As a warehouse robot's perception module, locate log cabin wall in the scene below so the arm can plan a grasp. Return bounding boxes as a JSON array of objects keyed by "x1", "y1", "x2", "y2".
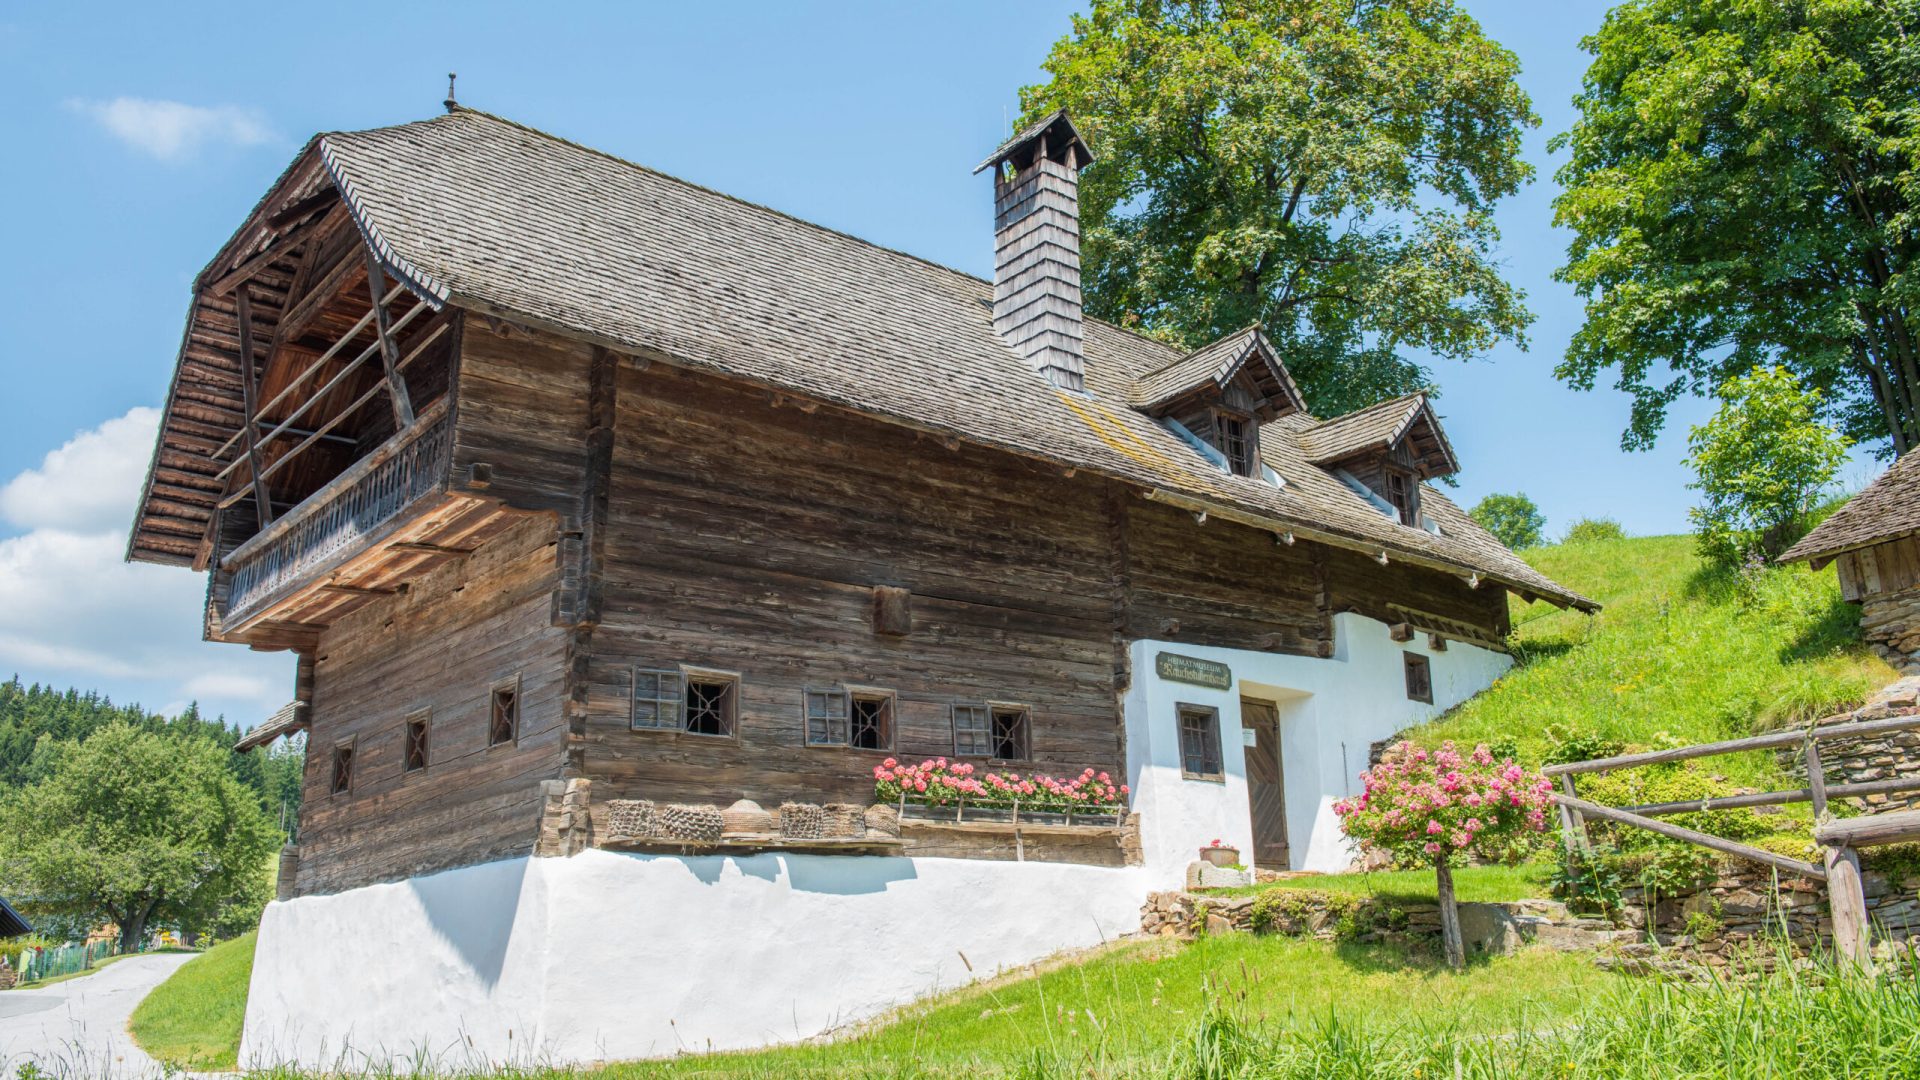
[
  {"x1": 1323, "y1": 545, "x2": 1510, "y2": 639},
  {"x1": 295, "y1": 514, "x2": 570, "y2": 895},
  {"x1": 577, "y1": 359, "x2": 1126, "y2": 812},
  {"x1": 1122, "y1": 499, "x2": 1331, "y2": 655}
]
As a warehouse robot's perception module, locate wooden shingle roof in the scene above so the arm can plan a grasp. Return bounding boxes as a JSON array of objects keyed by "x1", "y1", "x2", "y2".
[
  {"x1": 131, "y1": 108, "x2": 1592, "y2": 611},
  {"x1": 1780, "y1": 453, "x2": 1920, "y2": 566},
  {"x1": 1128, "y1": 325, "x2": 1306, "y2": 417},
  {"x1": 1298, "y1": 393, "x2": 1459, "y2": 477}
]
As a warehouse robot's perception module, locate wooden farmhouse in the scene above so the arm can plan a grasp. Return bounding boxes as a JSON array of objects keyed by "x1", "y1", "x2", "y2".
[
  {"x1": 1783, "y1": 453, "x2": 1920, "y2": 669},
  {"x1": 129, "y1": 107, "x2": 1591, "y2": 1065}
]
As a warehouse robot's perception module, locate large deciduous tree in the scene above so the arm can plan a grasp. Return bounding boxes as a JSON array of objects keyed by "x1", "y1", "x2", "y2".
[
  {"x1": 1554, "y1": 0, "x2": 1920, "y2": 454},
  {"x1": 1022, "y1": 0, "x2": 1539, "y2": 417},
  {"x1": 0, "y1": 723, "x2": 277, "y2": 949}
]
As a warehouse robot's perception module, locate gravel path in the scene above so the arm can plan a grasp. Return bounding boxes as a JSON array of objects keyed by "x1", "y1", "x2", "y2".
[{"x1": 0, "y1": 953, "x2": 201, "y2": 1078}]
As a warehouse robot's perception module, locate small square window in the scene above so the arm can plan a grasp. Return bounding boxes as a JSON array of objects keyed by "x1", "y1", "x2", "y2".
[
  {"x1": 851, "y1": 693, "x2": 893, "y2": 750},
  {"x1": 1177, "y1": 705, "x2": 1222, "y2": 780},
  {"x1": 990, "y1": 706, "x2": 1030, "y2": 761},
  {"x1": 632, "y1": 668, "x2": 685, "y2": 730},
  {"x1": 404, "y1": 712, "x2": 430, "y2": 773},
  {"x1": 490, "y1": 680, "x2": 519, "y2": 747},
  {"x1": 952, "y1": 704, "x2": 991, "y2": 757},
  {"x1": 330, "y1": 743, "x2": 355, "y2": 796},
  {"x1": 805, "y1": 688, "x2": 849, "y2": 746},
  {"x1": 684, "y1": 673, "x2": 736, "y2": 737},
  {"x1": 1404, "y1": 653, "x2": 1433, "y2": 704}
]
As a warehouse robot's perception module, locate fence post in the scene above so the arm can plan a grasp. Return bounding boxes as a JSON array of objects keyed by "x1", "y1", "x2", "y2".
[
  {"x1": 1806, "y1": 737, "x2": 1870, "y2": 966},
  {"x1": 1558, "y1": 774, "x2": 1592, "y2": 856}
]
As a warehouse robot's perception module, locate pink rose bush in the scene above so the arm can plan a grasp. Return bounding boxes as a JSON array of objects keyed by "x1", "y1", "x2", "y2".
[
  {"x1": 873, "y1": 757, "x2": 1127, "y2": 811},
  {"x1": 1332, "y1": 741, "x2": 1554, "y2": 866}
]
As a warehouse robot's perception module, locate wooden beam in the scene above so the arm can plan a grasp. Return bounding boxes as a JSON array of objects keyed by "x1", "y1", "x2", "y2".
[
  {"x1": 208, "y1": 208, "x2": 332, "y2": 296},
  {"x1": 274, "y1": 251, "x2": 365, "y2": 348},
  {"x1": 365, "y1": 250, "x2": 416, "y2": 429},
  {"x1": 1545, "y1": 713, "x2": 1920, "y2": 776},
  {"x1": 210, "y1": 281, "x2": 406, "y2": 463},
  {"x1": 234, "y1": 290, "x2": 273, "y2": 527},
  {"x1": 1627, "y1": 774, "x2": 1920, "y2": 817},
  {"x1": 1555, "y1": 794, "x2": 1826, "y2": 880},
  {"x1": 217, "y1": 324, "x2": 446, "y2": 510},
  {"x1": 318, "y1": 583, "x2": 401, "y2": 597},
  {"x1": 214, "y1": 302, "x2": 433, "y2": 483},
  {"x1": 265, "y1": 187, "x2": 340, "y2": 230},
  {"x1": 1814, "y1": 808, "x2": 1920, "y2": 848},
  {"x1": 390, "y1": 541, "x2": 477, "y2": 557}
]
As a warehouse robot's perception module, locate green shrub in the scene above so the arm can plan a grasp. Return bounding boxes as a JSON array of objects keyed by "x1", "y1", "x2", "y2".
[
  {"x1": 1543, "y1": 726, "x2": 1624, "y2": 767},
  {"x1": 1562, "y1": 517, "x2": 1627, "y2": 544},
  {"x1": 1686, "y1": 366, "x2": 1850, "y2": 566},
  {"x1": 1469, "y1": 492, "x2": 1546, "y2": 550}
]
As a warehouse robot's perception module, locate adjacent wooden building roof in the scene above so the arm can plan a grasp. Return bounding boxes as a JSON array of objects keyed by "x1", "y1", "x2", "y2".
[
  {"x1": 1781, "y1": 453, "x2": 1920, "y2": 567},
  {"x1": 129, "y1": 108, "x2": 1593, "y2": 611},
  {"x1": 0, "y1": 896, "x2": 30, "y2": 939}
]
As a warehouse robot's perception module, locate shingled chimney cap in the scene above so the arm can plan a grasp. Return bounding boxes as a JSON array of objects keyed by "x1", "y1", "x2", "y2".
[{"x1": 973, "y1": 109, "x2": 1095, "y2": 175}]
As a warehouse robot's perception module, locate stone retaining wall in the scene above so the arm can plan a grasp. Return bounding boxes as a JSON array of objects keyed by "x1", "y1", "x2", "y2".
[
  {"x1": 1137, "y1": 888, "x2": 1628, "y2": 957},
  {"x1": 1773, "y1": 676, "x2": 1920, "y2": 814},
  {"x1": 1612, "y1": 858, "x2": 1920, "y2": 971}
]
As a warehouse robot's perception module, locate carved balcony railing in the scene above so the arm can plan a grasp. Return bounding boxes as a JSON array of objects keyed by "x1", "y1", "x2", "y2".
[{"x1": 220, "y1": 407, "x2": 452, "y2": 627}]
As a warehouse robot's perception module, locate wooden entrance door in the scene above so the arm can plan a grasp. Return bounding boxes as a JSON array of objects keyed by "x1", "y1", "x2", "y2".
[{"x1": 1240, "y1": 700, "x2": 1289, "y2": 871}]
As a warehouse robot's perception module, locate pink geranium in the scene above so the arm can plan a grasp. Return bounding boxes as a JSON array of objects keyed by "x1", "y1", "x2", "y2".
[{"x1": 874, "y1": 758, "x2": 1128, "y2": 811}]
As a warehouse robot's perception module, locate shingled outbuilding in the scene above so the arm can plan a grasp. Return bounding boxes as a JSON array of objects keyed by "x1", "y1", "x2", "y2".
[
  {"x1": 129, "y1": 106, "x2": 1588, "y2": 1066},
  {"x1": 1782, "y1": 453, "x2": 1920, "y2": 669}
]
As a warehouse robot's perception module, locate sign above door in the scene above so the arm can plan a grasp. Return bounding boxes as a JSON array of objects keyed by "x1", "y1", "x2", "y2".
[{"x1": 1155, "y1": 651, "x2": 1233, "y2": 691}]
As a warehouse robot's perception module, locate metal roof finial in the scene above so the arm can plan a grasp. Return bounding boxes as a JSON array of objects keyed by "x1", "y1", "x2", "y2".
[{"x1": 445, "y1": 73, "x2": 458, "y2": 113}]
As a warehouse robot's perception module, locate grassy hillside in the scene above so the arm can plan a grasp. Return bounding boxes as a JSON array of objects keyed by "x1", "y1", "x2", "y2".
[
  {"x1": 1417, "y1": 534, "x2": 1893, "y2": 787},
  {"x1": 128, "y1": 931, "x2": 255, "y2": 1071},
  {"x1": 600, "y1": 935, "x2": 1615, "y2": 1078}
]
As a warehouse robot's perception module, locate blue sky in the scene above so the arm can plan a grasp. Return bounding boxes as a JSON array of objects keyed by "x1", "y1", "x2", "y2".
[{"x1": 0, "y1": 1, "x2": 1882, "y2": 725}]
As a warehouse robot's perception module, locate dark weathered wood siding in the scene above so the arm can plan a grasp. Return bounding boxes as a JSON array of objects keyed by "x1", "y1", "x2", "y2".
[
  {"x1": 296, "y1": 515, "x2": 569, "y2": 894},
  {"x1": 578, "y1": 362, "x2": 1125, "y2": 810}
]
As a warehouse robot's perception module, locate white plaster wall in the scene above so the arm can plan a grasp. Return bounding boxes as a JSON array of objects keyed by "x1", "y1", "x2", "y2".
[
  {"x1": 241, "y1": 850, "x2": 1151, "y2": 1069},
  {"x1": 1124, "y1": 613, "x2": 1512, "y2": 877}
]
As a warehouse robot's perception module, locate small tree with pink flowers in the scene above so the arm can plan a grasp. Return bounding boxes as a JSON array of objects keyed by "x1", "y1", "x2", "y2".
[{"x1": 1333, "y1": 741, "x2": 1555, "y2": 969}]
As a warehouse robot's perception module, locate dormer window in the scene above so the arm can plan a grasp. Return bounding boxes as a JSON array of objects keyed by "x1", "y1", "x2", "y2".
[
  {"x1": 1386, "y1": 471, "x2": 1416, "y2": 525},
  {"x1": 1132, "y1": 326, "x2": 1306, "y2": 482},
  {"x1": 1214, "y1": 409, "x2": 1259, "y2": 477}
]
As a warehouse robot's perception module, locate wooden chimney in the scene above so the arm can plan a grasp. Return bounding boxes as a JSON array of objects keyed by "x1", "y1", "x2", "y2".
[{"x1": 975, "y1": 111, "x2": 1095, "y2": 393}]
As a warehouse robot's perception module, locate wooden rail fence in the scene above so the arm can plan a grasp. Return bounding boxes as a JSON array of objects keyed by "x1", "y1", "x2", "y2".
[{"x1": 1547, "y1": 714, "x2": 1920, "y2": 964}]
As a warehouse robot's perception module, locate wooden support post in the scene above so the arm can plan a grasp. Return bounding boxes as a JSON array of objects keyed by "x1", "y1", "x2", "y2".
[
  {"x1": 365, "y1": 249, "x2": 416, "y2": 430},
  {"x1": 234, "y1": 289, "x2": 274, "y2": 528},
  {"x1": 1806, "y1": 738, "x2": 1829, "y2": 821},
  {"x1": 1825, "y1": 843, "x2": 1871, "y2": 967},
  {"x1": 1559, "y1": 774, "x2": 1592, "y2": 856}
]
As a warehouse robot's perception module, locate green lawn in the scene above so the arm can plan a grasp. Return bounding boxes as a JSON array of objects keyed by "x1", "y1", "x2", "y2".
[
  {"x1": 1418, "y1": 534, "x2": 1891, "y2": 789},
  {"x1": 128, "y1": 931, "x2": 256, "y2": 1072},
  {"x1": 587, "y1": 935, "x2": 1617, "y2": 1079},
  {"x1": 1216, "y1": 863, "x2": 1554, "y2": 904}
]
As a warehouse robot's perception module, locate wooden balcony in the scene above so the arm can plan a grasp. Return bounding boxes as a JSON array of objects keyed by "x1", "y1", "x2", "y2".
[{"x1": 211, "y1": 403, "x2": 517, "y2": 642}]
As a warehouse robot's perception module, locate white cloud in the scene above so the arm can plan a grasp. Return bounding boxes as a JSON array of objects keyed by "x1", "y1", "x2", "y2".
[
  {"x1": 0, "y1": 409, "x2": 290, "y2": 724},
  {"x1": 68, "y1": 97, "x2": 275, "y2": 161},
  {"x1": 0, "y1": 407, "x2": 159, "y2": 532}
]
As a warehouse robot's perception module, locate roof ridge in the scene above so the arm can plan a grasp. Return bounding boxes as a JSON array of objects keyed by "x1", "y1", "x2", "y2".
[
  {"x1": 387, "y1": 107, "x2": 1177, "y2": 359},
  {"x1": 1305, "y1": 390, "x2": 1428, "y2": 431},
  {"x1": 1131, "y1": 323, "x2": 1263, "y2": 383}
]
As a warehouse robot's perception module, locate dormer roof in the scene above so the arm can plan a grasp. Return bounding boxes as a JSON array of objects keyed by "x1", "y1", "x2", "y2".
[
  {"x1": 1299, "y1": 393, "x2": 1458, "y2": 479},
  {"x1": 1129, "y1": 325, "x2": 1306, "y2": 421}
]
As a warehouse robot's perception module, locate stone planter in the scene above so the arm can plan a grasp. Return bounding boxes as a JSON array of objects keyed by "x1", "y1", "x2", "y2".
[{"x1": 1201, "y1": 846, "x2": 1240, "y2": 868}]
